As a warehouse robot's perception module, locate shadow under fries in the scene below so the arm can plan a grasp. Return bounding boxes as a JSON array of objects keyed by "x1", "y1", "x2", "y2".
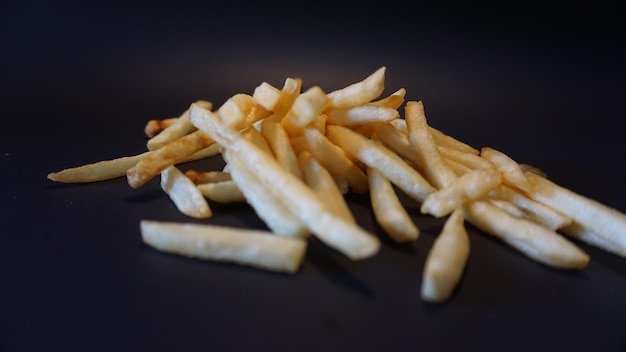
[{"x1": 304, "y1": 238, "x2": 375, "y2": 298}]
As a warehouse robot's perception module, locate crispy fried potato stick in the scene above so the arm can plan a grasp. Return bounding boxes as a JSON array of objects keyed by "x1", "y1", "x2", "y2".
[
  {"x1": 526, "y1": 172, "x2": 626, "y2": 257},
  {"x1": 421, "y1": 208, "x2": 469, "y2": 303},
  {"x1": 190, "y1": 103, "x2": 380, "y2": 260},
  {"x1": 325, "y1": 66, "x2": 386, "y2": 110},
  {"x1": 421, "y1": 167, "x2": 502, "y2": 218},
  {"x1": 302, "y1": 128, "x2": 369, "y2": 194},
  {"x1": 197, "y1": 180, "x2": 245, "y2": 203},
  {"x1": 464, "y1": 200, "x2": 589, "y2": 269},
  {"x1": 326, "y1": 105, "x2": 399, "y2": 126},
  {"x1": 160, "y1": 166, "x2": 212, "y2": 219},
  {"x1": 298, "y1": 151, "x2": 355, "y2": 224},
  {"x1": 280, "y1": 86, "x2": 328, "y2": 136},
  {"x1": 144, "y1": 117, "x2": 177, "y2": 138},
  {"x1": 480, "y1": 147, "x2": 531, "y2": 193},
  {"x1": 405, "y1": 101, "x2": 457, "y2": 189},
  {"x1": 367, "y1": 166, "x2": 419, "y2": 242},
  {"x1": 147, "y1": 100, "x2": 212, "y2": 150},
  {"x1": 47, "y1": 152, "x2": 149, "y2": 183},
  {"x1": 368, "y1": 88, "x2": 406, "y2": 109},
  {"x1": 141, "y1": 220, "x2": 307, "y2": 274},
  {"x1": 326, "y1": 125, "x2": 435, "y2": 203},
  {"x1": 184, "y1": 170, "x2": 231, "y2": 184},
  {"x1": 261, "y1": 121, "x2": 303, "y2": 179}
]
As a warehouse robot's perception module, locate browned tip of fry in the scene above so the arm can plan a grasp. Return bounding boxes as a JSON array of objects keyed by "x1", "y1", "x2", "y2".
[{"x1": 144, "y1": 120, "x2": 162, "y2": 138}]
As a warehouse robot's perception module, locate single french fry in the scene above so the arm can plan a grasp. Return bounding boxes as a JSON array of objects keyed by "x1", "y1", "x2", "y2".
[
  {"x1": 373, "y1": 122, "x2": 425, "y2": 170},
  {"x1": 421, "y1": 167, "x2": 502, "y2": 218},
  {"x1": 421, "y1": 208, "x2": 469, "y2": 303},
  {"x1": 480, "y1": 147, "x2": 531, "y2": 193},
  {"x1": 144, "y1": 117, "x2": 178, "y2": 138},
  {"x1": 47, "y1": 151, "x2": 149, "y2": 183},
  {"x1": 405, "y1": 100, "x2": 457, "y2": 189},
  {"x1": 326, "y1": 125, "x2": 435, "y2": 203},
  {"x1": 280, "y1": 85, "x2": 328, "y2": 136},
  {"x1": 298, "y1": 151, "x2": 355, "y2": 224},
  {"x1": 147, "y1": 100, "x2": 212, "y2": 150},
  {"x1": 140, "y1": 220, "x2": 307, "y2": 274},
  {"x1": 439, "y1": 146, "x2": 494, "y2": 171},
  {"x1": 160, "y1": 166, "x2": 212, "y2": 219},
  {"x1": 488, "y1": 185, "x2": 572, "y2": 231},
  {"x1": 368, "y1": 88, "x2": 406, "y2": 109},
  {"x1": 252, "y1": 81, "x2": 281, "y2": 111},
  {"x1": 224, "y1": 152, "x2": 309, "y2": 237},
  {"x1": 261, "y1": 121, "x2": 303, "y2": 179},
  {"x1": 189, "y1": 103, "x2": 380, "y2": 260},
  {"x1": 197, "y1": 180, "x2": 245, "y2": 203},
  {"x1": 301, "y1": 128, "x2": 369, "y2": 194},
  {"x1": 429, "y1": 127, "x2": 479, "y2": 155},
  {"x1": 127, "y1": 130, "x2": 215, "y2": 188},
  {"x1": 367, "y1": 166, "x2": 419, "y2": 242},
  {"x1": 266, "y1": 77, "x2": 302, "y2": 123},
  {"x1": 325, "y1": 66, "x2": 386, "y2": 110},
  {"x1": 526, "y1": 172, "x2": 626, "y2": 257},
  {"x1": 184, "y1": 170, "x2": 232, "y2": 184},
  {"x1": 463, "y1": 200, "x2": 590, "y2": 269},
  {"x1": 326, "y1": 105, "x2": 399, "y2": 126}
]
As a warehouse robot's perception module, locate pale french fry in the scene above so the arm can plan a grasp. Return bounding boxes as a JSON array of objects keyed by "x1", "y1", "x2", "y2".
[
  {"x1": 184, "y1": 170, "x2": 232, "y2": 184},
  {"x1": 325, "y1": 66, "x2": 386, "y2": 110},
  {"x1": 225, "y1": 152, "x2": 309, "y2": 237},
  {"x1": 280, "y1": 85, "x2": 328, "y2": 136},
  {"x1": 367, "y1": 166, "x2": 419, "y2": 242},
  {"x1": 217, "y1": 94, "x2": 258, "y2": 128},
  {"x1": 266, "y1": 77, "x2": 302, "y2": 123},
  {"x1": 301, "y1": 128, "x2": 369, "y2": 194},
  {"x1": 421, "y1": 167, "x2": 502, "y2": 218},
  {"x1": 261, "y1": 121, "x2": 303, "y2": 179},
  {"x1": 488, "y1": 185, "x2": 572, "y2": 231},
  {"x1": 147, "y1": 100, "x2": 212, "y2": 150},
  {"x1": 197, "y1": 180, "x2": 245, "y2": 203},
  {"x1": 241, "y1": 126, "x2": 274, "y2": 156},
  {"x1": 429, "y1": 127, "x2": 479, "y2": 155},
  {"x1": 373, "y1": 122, "x2": 425, "y2": 170},
  {"x1": 480, "y1": 147, "x2": 531, "y2": 193},
  {"x1": 463, "y1": 200, "x2": 590, "y2": 269},
  {"x1": 526, "y1": 172, "x2": 626, "y2": 257},
  {"x1": 252, "y1": 81, "x2": 281, "y2": 111},
  {"x1": 144, "y1": 117, "x2": 178, "y2": 138},
  {"x1": 140, "y1": 220, "x2": 307, "y2": 274},
  {"x1": 190, "y1": 104, "x2": 380, "y2": 260},
  {"x1": 298, "y1": 151, "x2": 355, "y2": 224},
  {"x1": 47, "y1": 152, "x2": 148, "y2": 183},
  {"x1": 326, "y1": 125, "x2": 435, "y2": 203},
  {"x1": 160, "y1": 166, "x2": 212, "y2": 219},
  {"x1": 326, "y1": 105, "x2": 399, "y2": 126},
  {"x1": 421, "y1": 208, "x2": 469, "y2": 303},
  {"x1": 405, "y1": 100, "x2": 457, "y2": 189},
  {"x1": 438, "y1": 146, "x2": 494, "y2": 171}
]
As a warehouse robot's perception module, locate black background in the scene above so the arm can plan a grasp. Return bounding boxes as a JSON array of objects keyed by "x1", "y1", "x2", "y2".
[{"x1": 2, "y1": 1, "x2": 626, "y2": 351}]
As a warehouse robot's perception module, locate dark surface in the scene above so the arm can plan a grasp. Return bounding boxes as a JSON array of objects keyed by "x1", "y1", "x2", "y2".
[{"x1": 2, "y1": 2, "x2": 626, "y2": 351}]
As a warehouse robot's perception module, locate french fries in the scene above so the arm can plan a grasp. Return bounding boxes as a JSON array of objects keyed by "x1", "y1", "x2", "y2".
[{"x1": 47, "y1": 66, "x2": 626, "y2": 303}]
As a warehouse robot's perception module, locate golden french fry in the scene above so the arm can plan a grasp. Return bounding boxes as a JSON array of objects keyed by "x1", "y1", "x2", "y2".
[
  {"x1": 326, "y1": 125, "x2": 435, "y2": 203},
  {"x1": 429, "y1": 127, "x2": 479, "y2": 155},
  {"x1": 326, "y1": 105, "x2": 399, "y2": 126},
  {"x1": 160, "y1": 166, "x2": 212, "y2": 219},
  {"x1": 261, "y1": 121, "x2": 303, "y2": 179},
  {"x1": 266, "y1": 77, "x2": 302, "y2": 123},
  {"x1": 367, "y1": 166, "x2": 419, "y2": 242},
  {"x1": 301, "y1": 128, "x2": 369, "y2": 194},
  {"x1": 368, "y1": 88, "x2": 406, "y2": 109},
  {"x1": 189, "y1": 103, "x2": 380, "y2": 260},
  {"x1": 298, "y1": 151, "x2": 355, "y2": 224},
  {"x1": 147, "y1": 100, "x2": 212, "y2": 150},
  {"x1": 144, "y1": 117, "x2": 178, "y2": 138},
  {"x1": 464, "y1": 200, "x2": 589, "y2": 269},
  {"x1": 373, "y1": 122, "x2": 425, "y2": 170},
  {"x1": 184, "y1": 170, "x2": 231, "y2": 184},
  {"x1": 197, "y1": 180, "x2": 245, "y2": 203},
  {"x1": 526, "y1": 172, "x2": 626, "y2": 257},
  {"x1": 325, "y1": 66, "x2": 386, "y2": 110},
  {"x1": 421, "y1": 208, "x2": 469, "y2": 303},
  {"x1": 421, "y1": 167, "x2": 502, "y2": 218},
  {"x1": 280, "y1": 85, "x2": 328, "y2": 136},
  {"x1": 47, "y1": 152, "x2": 149, "y2": 183},
  {"x1": 480, "y1": 147, "x2": 531, "y2": 192},
  {"x1": 438, "y1": 146, "x2": 494, "y2": 171},
  {"x1": 488, "y1": 185, "x2": 572, "y2": 231},
  {"x1": 252, "y1": 81, "x2": 281, "y2": 111},
  {"x1": 140, "y1": 220, "x2": 307, "y2": 274},
  {"x1": 405, "y1": 100, "x2": 457, "y2": 189},
  {"x1": 127, "y1": 130, "x2": 215, "y2": 188}
]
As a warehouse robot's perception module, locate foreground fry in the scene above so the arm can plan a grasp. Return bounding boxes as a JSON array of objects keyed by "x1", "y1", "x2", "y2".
[{"x1": 141, "y1": 220, "x2": 307, "y2": 274}]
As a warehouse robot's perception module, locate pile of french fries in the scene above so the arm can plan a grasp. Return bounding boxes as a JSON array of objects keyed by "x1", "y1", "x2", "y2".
[{"x1": 48, "y1": 67, "x2": 626, "y2": 303}]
